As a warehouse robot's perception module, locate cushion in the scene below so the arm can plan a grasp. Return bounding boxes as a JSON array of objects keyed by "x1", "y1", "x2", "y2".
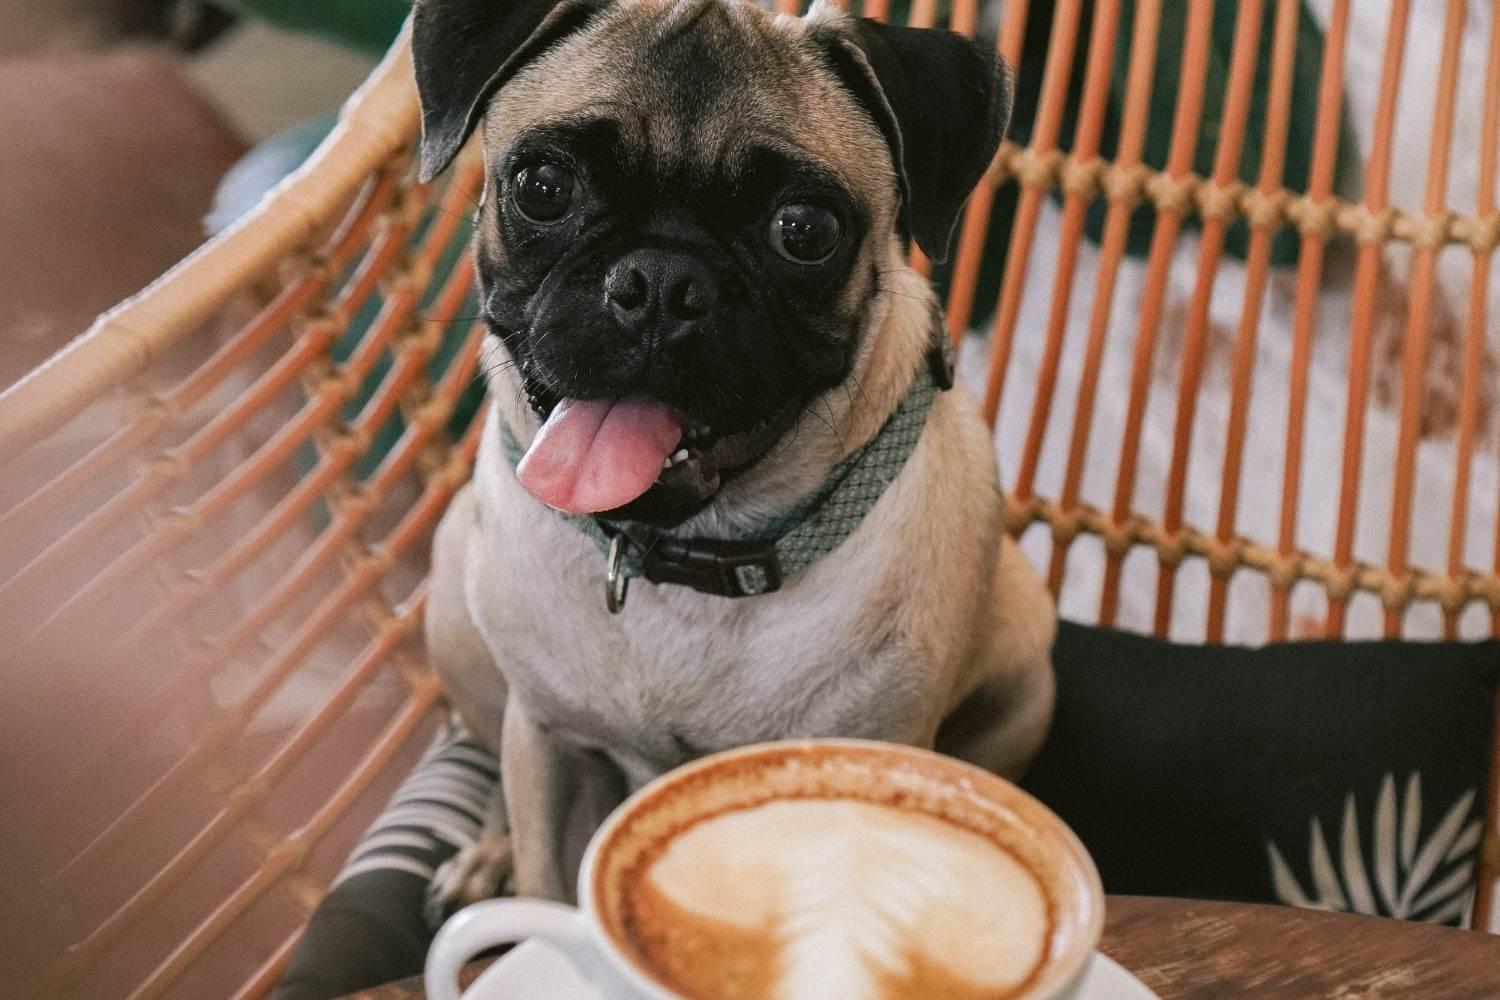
[{"x1": 1022, "y1": 623, "x2": 1500, "y2": 926}]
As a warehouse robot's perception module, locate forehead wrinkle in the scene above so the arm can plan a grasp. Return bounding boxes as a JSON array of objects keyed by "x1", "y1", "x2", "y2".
[
  {"x1": 650, "y1": 0, "x2": 722, "y2": 40},
  {"x1": 484, "y1": 41, "x2": 628, "y2": 150},
  {"x1": 485, "y1": 0, "x2": 898, "y2": 213}
]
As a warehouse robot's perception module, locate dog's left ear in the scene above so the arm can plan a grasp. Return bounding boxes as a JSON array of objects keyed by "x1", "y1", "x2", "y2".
[
  {"x1": 819, "y1": 19, "x2": 1012, "y2": 263},
  {"x1": 412, "y1": 0, "x2": 608, "y2": 181}
]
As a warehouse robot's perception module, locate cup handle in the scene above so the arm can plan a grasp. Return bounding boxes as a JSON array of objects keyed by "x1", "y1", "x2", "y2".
[{"x1": 425, "y1": 899, "x2": 596, "y2": 1000}]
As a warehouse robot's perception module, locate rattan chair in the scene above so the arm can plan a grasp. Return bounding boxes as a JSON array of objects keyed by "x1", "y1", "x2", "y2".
[{"x1": 1, "y1": 1, "x2": 1496, "y2": 997}]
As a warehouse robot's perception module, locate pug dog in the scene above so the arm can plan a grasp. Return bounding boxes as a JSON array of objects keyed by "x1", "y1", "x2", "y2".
[{"x1": 414, "y1": 0, "x2": 1056, "y2": 915}]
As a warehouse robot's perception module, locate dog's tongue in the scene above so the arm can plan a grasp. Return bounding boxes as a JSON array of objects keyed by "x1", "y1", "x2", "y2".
[{"x1": 516, "y1": 396, "x2": 682, "y2": 514}]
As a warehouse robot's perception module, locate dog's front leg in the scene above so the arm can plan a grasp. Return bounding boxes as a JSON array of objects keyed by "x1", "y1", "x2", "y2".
[
  {"x1": 503, "y1": 698, "x2": 629, "y2": 904},
  {"x1": 424, "y1": 773, "x2": 512, "y2": 928},
  {"x1": 936, "y1": 534, "x2": 1056, "y2": 780},
  {"x1": 423, "y1": 484, "x2": 517, "y2": 925}
]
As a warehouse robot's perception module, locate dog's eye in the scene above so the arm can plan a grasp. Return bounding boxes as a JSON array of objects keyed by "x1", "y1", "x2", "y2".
[
  {"x1": 511, "y1": 162, "x2": 576, "y2": 224},
  {"x1": 769, "y1": 203, "x2": 840, "y2": 264}
]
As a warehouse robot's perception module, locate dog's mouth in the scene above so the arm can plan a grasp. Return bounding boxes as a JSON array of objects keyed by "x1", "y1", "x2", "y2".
[{"x1": 514, "y1": 385, "x2": 800, "y2": 521}]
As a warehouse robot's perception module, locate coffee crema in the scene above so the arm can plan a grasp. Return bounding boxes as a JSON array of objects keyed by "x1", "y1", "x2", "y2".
[{"x1": 618, "y1": 798, "x2": 1052, "y2": 1000}]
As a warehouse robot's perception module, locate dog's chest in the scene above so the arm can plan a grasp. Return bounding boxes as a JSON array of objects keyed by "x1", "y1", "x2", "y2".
[{"x1": 468, "y1": 462, "x2": 932, "y2": 771}]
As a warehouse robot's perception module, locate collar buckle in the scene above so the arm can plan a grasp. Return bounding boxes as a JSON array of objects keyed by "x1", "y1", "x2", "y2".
[
  {"x1": 604, "y1": 534, "x2": 630, "y2": 614},
  {"x1": 642, "y1": 538, "x2": 784, "y2": 598}
]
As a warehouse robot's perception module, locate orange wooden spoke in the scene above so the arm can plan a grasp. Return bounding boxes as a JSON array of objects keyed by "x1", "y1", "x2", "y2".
[
  {"x1": 1271, "y1": 0, "x2": 1351, "y2": 640},
  {"x1": 1326, "y1": 0, "x2": 1412, "y2": 636},
  {"x1": 979, "y1": 0, "x2": 1085, "y2": 429},
  {"x1": 1100, "y1": 1, "x2": 1215, "y2": 627},
  {"x1": 1154, "y1": 0, "x2": 1269, "y2": 637},
  {"x1": 1050, "y1": 0, "x2": 1163, "y2": 597},
  {"x1": 1207, "y1": 0, "x2": 1302, "y2": 642},
  {"x1": 1382, "y1": 0, "x2": 1468, "y2": 636}
]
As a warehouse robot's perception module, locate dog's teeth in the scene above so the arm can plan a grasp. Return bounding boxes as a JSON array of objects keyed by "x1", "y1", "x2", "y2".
[
  {"x1": 671, "y1": 449, "x2": 688, "y2": 463},
  {"x1": 663, "y1": 457, "x2": 673, "y2": 469}
]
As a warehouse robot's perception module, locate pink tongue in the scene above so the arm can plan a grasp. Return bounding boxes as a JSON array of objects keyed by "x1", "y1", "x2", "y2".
[{"x1": 516, "y1": 396, "x2": 683, "y2": 514}]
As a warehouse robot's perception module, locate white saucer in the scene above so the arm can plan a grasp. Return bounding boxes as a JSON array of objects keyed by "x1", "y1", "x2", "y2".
[
  {"x1": 460, "y1": 941, "x2": 1161, "y2": 998},
  {"x1": 1079, "y1": 953, "x2": 1162, "y2": 999}
]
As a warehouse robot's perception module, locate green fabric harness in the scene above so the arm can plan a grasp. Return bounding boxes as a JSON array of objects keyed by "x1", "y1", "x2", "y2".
[{"x1": 499, "y1": 331, "x2": 953, "y2": 612}]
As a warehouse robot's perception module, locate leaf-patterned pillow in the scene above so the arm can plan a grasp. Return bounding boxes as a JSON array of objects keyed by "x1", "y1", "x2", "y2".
[
  {"x1": 1022, "y1": 624, "x2": 1499, "y2": 927},
  {"x1": 1267, "y1": 771, "x2": 1481, "y2": 925}
]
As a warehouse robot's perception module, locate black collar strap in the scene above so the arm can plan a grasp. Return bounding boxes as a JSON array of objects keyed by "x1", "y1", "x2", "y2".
[{"x1": 498, "y1": 323, "x2": 953, "y2": 612}]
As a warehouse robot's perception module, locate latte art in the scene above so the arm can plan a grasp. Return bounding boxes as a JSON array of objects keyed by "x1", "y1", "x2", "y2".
[{"x1": 621, "y1": 799, "x2": 1051, "y2": 1000}]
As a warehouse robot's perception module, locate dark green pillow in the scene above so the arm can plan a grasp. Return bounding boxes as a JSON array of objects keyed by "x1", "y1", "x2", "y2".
[{"x1": 1023, "y1": 623, "x2": 1499, "y2": 926}]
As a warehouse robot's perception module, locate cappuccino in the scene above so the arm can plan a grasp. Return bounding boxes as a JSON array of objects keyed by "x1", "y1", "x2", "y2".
[
  {"x1": 621, "y1": 798, "x2": 1051, "y2": 1000},
  {"x1": 428, "y1": 742, "x2": 1101, "y2": 1000}
]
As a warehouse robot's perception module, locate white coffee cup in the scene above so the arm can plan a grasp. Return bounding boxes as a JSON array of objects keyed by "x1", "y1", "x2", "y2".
[{"x1": 426, "y1": 738, "x2": 1104, "y2": 1000}]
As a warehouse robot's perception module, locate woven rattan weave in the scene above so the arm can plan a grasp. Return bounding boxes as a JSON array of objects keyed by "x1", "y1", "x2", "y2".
[{"x1": 0, "y1": 2, "x2": 1496, "y2": 997}]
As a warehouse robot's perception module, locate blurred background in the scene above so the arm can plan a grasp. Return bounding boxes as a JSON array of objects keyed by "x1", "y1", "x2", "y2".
[
  {"x1": 0, "y1": 0, "x2": 390, "y2": 392},
  {"x1": 0, "y1": 11, "x2": 413, "y2": 993}
]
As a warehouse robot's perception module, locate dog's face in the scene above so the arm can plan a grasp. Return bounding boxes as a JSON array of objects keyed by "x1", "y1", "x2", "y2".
[{"x1": 414, "y1": 0, "x2": 1010, "y2": 526}]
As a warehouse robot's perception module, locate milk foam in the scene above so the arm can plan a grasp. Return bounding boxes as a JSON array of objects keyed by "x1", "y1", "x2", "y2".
[{"x1": 644, "y1": 799, "x2": 1049, "y2": 1000}]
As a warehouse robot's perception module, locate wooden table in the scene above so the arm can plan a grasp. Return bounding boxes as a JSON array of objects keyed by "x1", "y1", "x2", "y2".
[
  {"x1": 1103, "y1": 896, "x2": 1500, "y2": 998},
  {"x1": 352, "y1": 895, "x2": 1500, "y2": 999}
]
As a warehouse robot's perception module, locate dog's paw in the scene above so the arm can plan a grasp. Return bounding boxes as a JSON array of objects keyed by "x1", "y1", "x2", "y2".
[{"x1": 425, "y1": 834, "x2": 515, "y2": 930}]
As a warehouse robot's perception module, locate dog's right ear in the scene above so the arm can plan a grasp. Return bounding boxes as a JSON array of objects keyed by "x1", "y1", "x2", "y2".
[{"x1": 413, "y1": 0, "x2": 608, "y2": 181}]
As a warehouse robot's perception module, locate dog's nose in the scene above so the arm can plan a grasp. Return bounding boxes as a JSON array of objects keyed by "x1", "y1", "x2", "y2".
[{"x1": 605, "y1": 249, "x2": 718, "y2": 346}]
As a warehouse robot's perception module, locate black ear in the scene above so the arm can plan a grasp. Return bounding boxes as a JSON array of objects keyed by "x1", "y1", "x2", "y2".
[
  {"x1": 412, "y1": 0, "x2": 608, "y2": 181},
  {"x1": 820, "y1": 20, "x2": 1012, "y2": 262}
]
